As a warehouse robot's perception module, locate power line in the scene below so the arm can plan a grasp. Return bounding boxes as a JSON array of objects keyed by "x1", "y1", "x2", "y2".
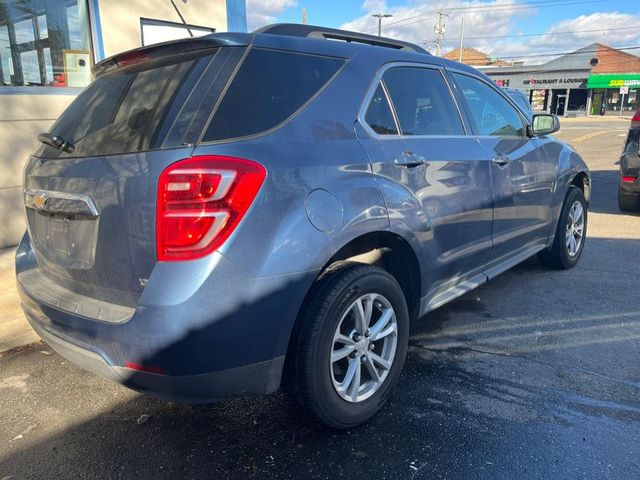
[
  {"x1": 440, "y1": 0, "x2": 609, "y2": 12},
  {"x1": 369, "y1": 0, "x2": 614, "y2": 33},
  {"x1": 446, "y1": 25, "x2": 640, "y2": 41},
  {"x1": 484, "y1": 44, "x2": 640, "y2": 61},
  {"x1": 389, "y1": 0, "x2": 613, "y2": 28}
]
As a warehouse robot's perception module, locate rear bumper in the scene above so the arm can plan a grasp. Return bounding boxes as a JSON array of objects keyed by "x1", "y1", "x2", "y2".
[
  {"x1": 620, "y1": 149, "x2": 640, "y2": 193},
  {"x1": 27, "y1": 317, "x2": 284, "y2": 402},
  {"x1": 16, "y1": 234, "x2": 317, "y2": 401},
  {"x1": 620, "y1": 178, "x2": 640, "y2": 193}
]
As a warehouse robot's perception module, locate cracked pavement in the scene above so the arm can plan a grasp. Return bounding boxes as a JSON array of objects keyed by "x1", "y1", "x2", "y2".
[{"x1": 1, "y1": 119, "x2": 639, "y2": 479}]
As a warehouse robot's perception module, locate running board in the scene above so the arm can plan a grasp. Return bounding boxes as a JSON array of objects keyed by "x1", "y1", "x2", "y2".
[{"x1": 418, "y1": 244, "x2": 546, "y2": 316}]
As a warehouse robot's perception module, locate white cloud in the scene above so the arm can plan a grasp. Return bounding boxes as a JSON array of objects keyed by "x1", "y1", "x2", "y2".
[
  {"x1": 246, "y1": 0, "x2": 297, "y2": 31},
  {"x1": 340, "y1": 0, "x2": 520, "y2": 55},
  {"x1": 528, "y1": 12, "x2": 640, "y2": 50},
  {"x1": 362, "y1": 0, "x2": 388, "y2": 14},
  {"x1": 340, "y1": 1, "x2": 640, "y2": 64}
]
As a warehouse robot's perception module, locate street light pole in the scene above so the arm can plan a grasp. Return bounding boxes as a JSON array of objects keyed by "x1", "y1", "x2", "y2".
[
  {"x1": 459, "y1": 18, "x2": 464, "y2": 62},
  {"x1": 371, "y1": 13, "x2": 393, "y2": 37}
]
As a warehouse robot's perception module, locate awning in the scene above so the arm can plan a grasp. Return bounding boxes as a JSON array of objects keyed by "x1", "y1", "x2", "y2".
[{"x1": 587, "y1": 74, "x2": 640, "y2": 89}]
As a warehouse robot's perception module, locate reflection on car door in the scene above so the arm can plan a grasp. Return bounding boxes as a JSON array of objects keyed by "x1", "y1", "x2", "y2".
[
  {"x1": 356, "y1": 65, "x2": 494, "y2": 312},
  {"x1": 451, "y1": 72, "x2": 556, "y2": 277}
]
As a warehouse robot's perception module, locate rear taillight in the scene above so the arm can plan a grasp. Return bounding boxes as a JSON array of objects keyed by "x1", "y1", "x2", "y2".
[
  {"x1": 632, "y1": 110, "x2": 640, "y2": 127},
  {"x1": 622, "y1": 176, "x2": 638, "y2": 183},
  {"x1": 156, "y1": 155, "x2": 266, "y2": 261}
]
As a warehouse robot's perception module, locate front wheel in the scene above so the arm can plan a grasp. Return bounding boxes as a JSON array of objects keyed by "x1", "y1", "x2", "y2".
[
  {"x1": 286, "y1": 263, "x2": 409, "y2": 429},
  {"x1": 539, "y1": 186, "x2": 587, "y2": 269}
]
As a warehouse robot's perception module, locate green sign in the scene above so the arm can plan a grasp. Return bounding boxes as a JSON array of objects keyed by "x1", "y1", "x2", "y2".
[{"x1": 587, "y1": 74, "x2": 640, "y2": 89}]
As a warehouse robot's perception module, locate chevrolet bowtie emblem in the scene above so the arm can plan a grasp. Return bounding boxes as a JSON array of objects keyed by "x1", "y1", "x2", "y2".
[{"x1": 33, "y1": 193, "x2": 48, "y2": 210}]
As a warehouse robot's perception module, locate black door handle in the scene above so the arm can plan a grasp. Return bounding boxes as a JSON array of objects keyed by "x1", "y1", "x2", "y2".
[
  {"x1": 492, "y1": 154, "x2": 510, "y2": 166},
  {"x1": 394, "y1": 150, "x2": 427, "y2": 168}
]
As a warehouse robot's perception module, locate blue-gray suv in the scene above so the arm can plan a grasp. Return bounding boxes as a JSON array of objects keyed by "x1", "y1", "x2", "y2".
[{"x1": 16, "y1": 24, "x2": 590, "y2": 428}]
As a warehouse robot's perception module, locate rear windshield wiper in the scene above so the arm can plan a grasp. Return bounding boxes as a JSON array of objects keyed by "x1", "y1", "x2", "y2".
[{"x1": 37, "y1": 133, "x2": 75, "y2": 154}]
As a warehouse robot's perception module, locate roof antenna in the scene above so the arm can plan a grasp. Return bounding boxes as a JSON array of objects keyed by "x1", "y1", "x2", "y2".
[{"x1": 170, "y1": 0, "x2": 194, "y2": 37}]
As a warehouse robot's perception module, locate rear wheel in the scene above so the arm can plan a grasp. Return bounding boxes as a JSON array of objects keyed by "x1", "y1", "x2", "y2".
[
  {"x1": 618, "y1": 186, "x2": 640, "y2": 212},
  {"x1": 539, "y1": 186, "x2": 587, "y2": 269},
  {"x1": 287, "y1": 263, "x2": 409, "y2": 429}
]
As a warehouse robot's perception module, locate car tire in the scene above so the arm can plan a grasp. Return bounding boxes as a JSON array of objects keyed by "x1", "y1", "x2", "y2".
[
  {"x1": 286, "y1": 263, "x2": 409, "y2": 429},
  {"x1": 618, "y1": 186, "x2": 640, "y2": 212},
  {"x1": 539, "y1": 186, "x2": 587, "y2": 270}
]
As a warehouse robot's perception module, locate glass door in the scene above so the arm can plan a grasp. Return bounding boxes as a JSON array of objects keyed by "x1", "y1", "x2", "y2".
[{"x1": 591, "y1": 91, "x2": 604, "y2": 115}]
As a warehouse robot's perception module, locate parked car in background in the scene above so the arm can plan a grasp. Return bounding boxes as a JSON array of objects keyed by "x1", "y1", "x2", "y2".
[
  {"x1": 618, "y1": 109, "x2": 640, "y2": 211},
  {"x1": 505, "y1": 87, "x2": 534, "y2": 119},
  {"x1": 16, "y1": 24, "x2": 590, "y2": 429}
]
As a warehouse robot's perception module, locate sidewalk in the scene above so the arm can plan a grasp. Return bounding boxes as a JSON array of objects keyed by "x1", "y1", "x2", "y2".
[
  {"x1": 0, "y1": 247, "x2": 38, "y2": 353},
  {"x1": 561, "y1": 115, "x2": 633, "y2": 122}
]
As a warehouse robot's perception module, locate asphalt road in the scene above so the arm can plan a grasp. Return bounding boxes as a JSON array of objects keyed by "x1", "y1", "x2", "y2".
[{"x1": 1, "y1": 119, "x2": 639, "y2": 480}]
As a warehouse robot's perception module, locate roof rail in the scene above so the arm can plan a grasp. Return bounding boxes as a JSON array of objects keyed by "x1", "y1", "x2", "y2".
[{"x1": 254, "y1": 23, "x2": 428, "y2": 54}]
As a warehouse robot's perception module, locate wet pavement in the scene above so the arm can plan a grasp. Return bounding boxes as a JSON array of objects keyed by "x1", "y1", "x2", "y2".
[{"x1": 1, "y1": 119, "x2": 639, "y2": 479}]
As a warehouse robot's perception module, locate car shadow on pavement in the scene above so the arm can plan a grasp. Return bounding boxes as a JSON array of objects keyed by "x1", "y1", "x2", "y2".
[
  {"x1": 588, "y1": 170, "x2": 640, "y2": 216},
  {"x1": 2, "y1": 239, "x2": 640, "y2": 479}
]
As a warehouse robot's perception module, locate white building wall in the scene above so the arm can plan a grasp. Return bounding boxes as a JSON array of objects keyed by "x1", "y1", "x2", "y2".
[{"x1": 0, "y1": 0, "x2": 233, "y2": 248}]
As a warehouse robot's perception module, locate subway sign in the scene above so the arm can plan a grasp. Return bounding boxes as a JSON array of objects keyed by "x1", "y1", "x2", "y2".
[
  {"x1": 587, "y1": 74, "x2": 640, "y2": 89},
  {"x1": 608, "y1": 79, "x2": 640, "y2": 87}
]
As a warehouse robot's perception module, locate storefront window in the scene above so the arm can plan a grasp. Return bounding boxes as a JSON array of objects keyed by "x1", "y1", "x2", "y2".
[
  {"x1": 608, "y1": 90, "x2": 621, "y2": 111},
  {"x1": 622, "y1": 89, "x2": 639, "y2": 113},
  {"x1": 531, "y1": 90, "x2": 547, "y2": 111},
  {"x1": 0, "y1": 1, "x2": 92, "y2": 87},
  {"x1": 567, "y1": 89, "x2": 588, "y2": 112}
]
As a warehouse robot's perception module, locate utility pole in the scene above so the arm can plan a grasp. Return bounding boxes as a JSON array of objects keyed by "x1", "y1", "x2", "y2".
[
  {"x1": 458, "y1": 18, "x2": 464, "y2": 62},
  {"x1": 433, "y1": 9, "x2": 448, "y2": 56},
  {"x1": 372, "y1": 13, "x2": 393, "y2": 37},
  {"x1": 301, "y1": 8, "x2": 307, "y2": 25}
]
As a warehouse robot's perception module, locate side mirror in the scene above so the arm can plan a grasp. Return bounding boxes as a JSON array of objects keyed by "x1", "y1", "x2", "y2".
[{"x1": 530, "y1": 114, "x2": 560, "y2": 136}]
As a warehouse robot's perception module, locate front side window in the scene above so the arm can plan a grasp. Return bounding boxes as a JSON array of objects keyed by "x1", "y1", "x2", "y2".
[
  {"x1": 454, "y1": 74, "x2": 526, "y2": 137},
  {"x1": 381, "y1": 67, "x2": 465, "y2": 136},
  {"x1": 513, "y1": 94, "x2": 532, "y2": 114},
  {"x1": 0, "y1": 0, "x2": 91, "y2": 87}
]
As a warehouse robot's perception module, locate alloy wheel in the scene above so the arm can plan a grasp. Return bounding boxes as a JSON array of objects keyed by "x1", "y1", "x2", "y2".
[
  {"x1": 565, "y1": 200, "x2": 585, "y2": 257},
  {"x1": 330, "y1": 293, "x2": 398, "y2": 403}
]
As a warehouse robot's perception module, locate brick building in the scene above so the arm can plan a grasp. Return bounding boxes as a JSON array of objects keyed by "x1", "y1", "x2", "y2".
[
  {"x1": 586, "y1": 44, "x2": 640, "y2": 115},
  {"x1": 443, "y1": 47, "x2": 512, "y2": 67}
]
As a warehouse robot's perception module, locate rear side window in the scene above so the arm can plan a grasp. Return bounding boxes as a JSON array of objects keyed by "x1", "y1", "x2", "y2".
[
  {"x1": 454, "y1": 74, "x2": 526, "y2": 137},
  {"x1": 365, "y1": 83, "x2": 398, "y2": 135},
  {"x1": 42, "y1": 50, "x2": 222, "y2": 158},
  {"x1": 203, "y1": 49, "x2": 345, "y2": 142},
  {"x1": 382, "y1": 67, "x2": 464, "y2": 136}
]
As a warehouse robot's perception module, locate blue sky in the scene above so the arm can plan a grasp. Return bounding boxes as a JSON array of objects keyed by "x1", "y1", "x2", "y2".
[{"x1": 246, "y1": 0, "x2": 640, "y2": 63}]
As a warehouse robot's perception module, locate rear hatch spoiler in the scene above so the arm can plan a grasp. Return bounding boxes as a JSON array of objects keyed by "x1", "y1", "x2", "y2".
[{"x1": 92, "y1": 32, "x2": 252, "y2": 78}]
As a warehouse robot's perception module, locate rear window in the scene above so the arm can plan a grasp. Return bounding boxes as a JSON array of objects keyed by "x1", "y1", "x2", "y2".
[
  {"x1": 39, "y1": 49, "x2": 234, "y2": 159},
  {"x1": 202, "y1": 49, "x2": 345, "y2": 142}
]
